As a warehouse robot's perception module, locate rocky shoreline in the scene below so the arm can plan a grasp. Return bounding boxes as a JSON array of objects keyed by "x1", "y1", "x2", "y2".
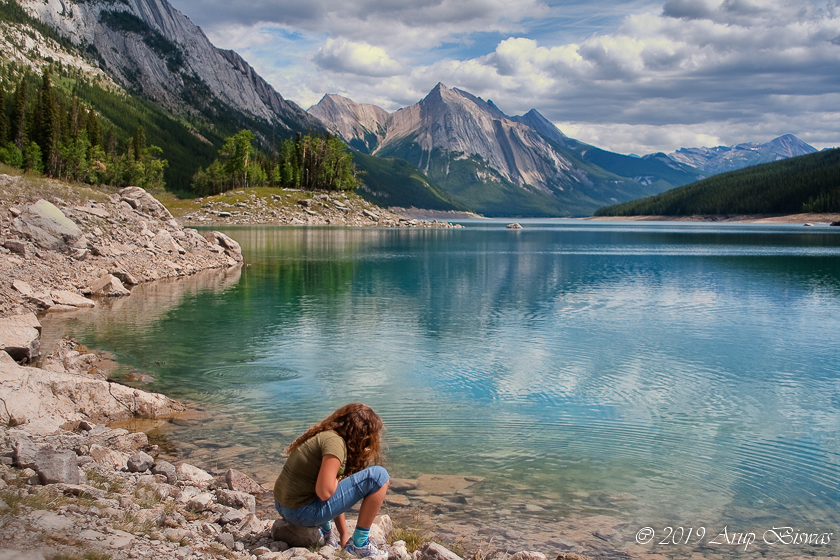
[
  {"x1": 0, "y1": 175, "x2": 244, "y2": 322},
  {"x1": 0, "y1": 340, "x2": 571, "y2": 560},
  {"x1": 173, "y1": 189, "x2": 462, "y2": 230}
]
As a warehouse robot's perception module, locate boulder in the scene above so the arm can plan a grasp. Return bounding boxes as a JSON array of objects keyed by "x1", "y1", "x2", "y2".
[
  {"x1": 176, "y1": 462, "x2": 214, "y2": 487},
  {"x1": 119, "y1": 187, "x2": 174, "y2": 221},
  {"x1": 127, "y1": 451, "x2": 154, "y2": 473},
  {"x1": 270, "y1": 519, "x2": 320, "y2": 547},
  {"x1": 89, "y1": 274, "x2": 131, "y2": 297},
  {"x1": 12, "y1": 434, "x2": 42, "y2": 468},
  {"x1": 204, "y1": 231, "x2": 243, "y2": 262},
  {"x1": 216, "y1": 489, "x2": 256, "y2": 513},
  {"x1": 418, "y1": 542, "x2": 462, "y2": 560},
  {"x1": 176, "y1": 485, "x2": 202, "y2": 504},
  {"x1": 4, "y1": 239, "x2": 30, "y2": 257},
  {"x1": 0, "y1": 313, "x2": 41, "y2": 362},
  {"x1": 155, "y1": 483, "x2": 181, "y2": 501},
  {"x1": 90, "y1": 444, "x2": 129, "y2": 470},
  {"x1": 217, "y1": 533, "x2": 235, "y2": 549},
  {"x1": 225, "y1": 468, "x2": 264, "y2": 494},
  {"x1": 11, "y1": 279, "x2": 34, "y2": 296},
  {"x1": 0, "y1": 357, "x2": 185, "y2": 431},
  {"x1": 510, "y1": 553, "x2": 547, "y2": 560},
  {"x1": 152, "y1": 460, "x2": 178, "y2": 484},
  {"x1": 187, "y1": 492, "x2": 215, "y2": 512},
  {"x1": 369, "y1": 514, "x2": 393, "y2": 545},
  {"x1": 111, "y1": 270, "x2": 139, "y2": 286},
  {"x1": 152, "y1": 229, "x2": 183, "y2": 254},
  {"x1": 11, "y1": 199, "x2": 83, "y2": 252},
  {"x1": 50, "y1": 290, "x2": 96, "y2": 308},
  {"x1": 35, "y1": 448, "x2": 81, "y2": 485},
  {"x1": 220, "y1": 508, "x2": 245, "y2": 525},
  {"x1": 235, "y1": 513, "x2": 267, "y2": 537},
  {"x1": 391, "y1": 541, "x2": 410, "y2": 560}
]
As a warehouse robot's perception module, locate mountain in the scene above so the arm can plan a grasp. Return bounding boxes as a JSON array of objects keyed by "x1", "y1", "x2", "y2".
[
  {"x1": 667, "y1": 134, "x2": 818, "y2": 175},
  {"x1": 595, "y1": 149, "x2": 840, "y2": 217},
  {"x1": 309, "y1": 84, "x2": 704, "y2": 216},
  {"x1": 16, "y1": 0, "x2": 321, "y2": 137}
]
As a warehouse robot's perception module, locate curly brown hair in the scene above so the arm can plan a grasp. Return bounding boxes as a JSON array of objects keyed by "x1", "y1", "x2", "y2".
[{"x1": 287, "y1": 403, "x2": 384, "y2": 476}]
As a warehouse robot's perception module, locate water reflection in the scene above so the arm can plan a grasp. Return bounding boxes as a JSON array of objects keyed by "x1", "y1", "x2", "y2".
[{"x1": 43, "y1": 224, "x2": 840, "y2": 558}]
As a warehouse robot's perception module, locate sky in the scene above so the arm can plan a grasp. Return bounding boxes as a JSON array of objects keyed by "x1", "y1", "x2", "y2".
[{"x1": 165, "y1": 0, "x2": 840, "y2": 155}]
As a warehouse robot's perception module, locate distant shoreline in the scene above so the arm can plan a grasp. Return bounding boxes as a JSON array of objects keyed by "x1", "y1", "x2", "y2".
[{"x1": 586, "y1": 212, "x2": 840, "y2": 224}]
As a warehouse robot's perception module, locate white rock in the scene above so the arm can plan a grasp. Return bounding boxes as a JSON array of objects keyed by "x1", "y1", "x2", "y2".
[
  {"x1": 50, "y1": 290, "x2": 96, "y2": 308},
  {"x1": 0, "y1": 358, "x2": 184, "y2": 430},
  {"x1": 176, "y1": 462, "x2": 214, "y2": 486},
  {"x1": 0, "y1": 313, "x2": 41, "y2": 362},
  {"x1": 89, "y1": 274, "x2": 131, "y2": 297},
  {"x1": 187, "y1": 492, "x2": 215, "y2": 511},
  {"x1": 510, "y1": 553, "x2": 547, "y2": 560},
  {"x1": 12, "y1": 199, "x2": 83, "y2": 252},
  {"x1": 11, "y1": 279, "x2": 34, "y2": 296},
  {"x1": 90, "y1": 444, "x2": 129, "y2": 470}
]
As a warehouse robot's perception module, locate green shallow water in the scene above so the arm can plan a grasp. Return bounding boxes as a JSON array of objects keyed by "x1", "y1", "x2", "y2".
[{"x1": 43, "y1": 221, "x2": 840, "y2": 557}]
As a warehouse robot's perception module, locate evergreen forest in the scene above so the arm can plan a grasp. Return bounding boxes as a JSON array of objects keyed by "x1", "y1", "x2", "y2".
[
  {"x1": 595, "y1": 149, "x2": 840, "y2": 216},
  {"x1": 0, "y1": 66, "x2": 169, "y2": 190},
  {"x1": 192, "y1": 131, "x2": 359, "y2": 196}
]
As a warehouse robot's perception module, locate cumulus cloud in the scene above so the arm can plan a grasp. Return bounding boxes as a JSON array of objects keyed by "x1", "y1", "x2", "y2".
[
  {"x1": 170, "y1": 0, "x2": 548, "y2": 51},
  {"x1": 313, "y1": 39, "x2": 404, "y2": 77},
  {"x1": 167, "y1": 0, "x2": 840, "y2": 153}
]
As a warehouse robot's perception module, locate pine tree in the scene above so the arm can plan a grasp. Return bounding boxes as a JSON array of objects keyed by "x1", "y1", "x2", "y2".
[
  {"x1": 10, "y1": 75, "x2": 27, "y2": 149},
  {"x1": 132, "y1": 125, "x2": 146, "y2": 162},
  {"x1": 85, "y1": 109, "x2": 102, "y2": 148},
  {"x1": 0, "y1": 84, "x2": 8, "y2": 144},
  {"x1": 34, "y1": 70, "x2": 61, "y2": 176}
]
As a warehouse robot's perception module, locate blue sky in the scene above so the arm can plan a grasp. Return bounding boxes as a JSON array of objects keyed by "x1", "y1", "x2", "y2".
[{"x1": 166, "y1": 0, "x2": 840, "y2": 155}]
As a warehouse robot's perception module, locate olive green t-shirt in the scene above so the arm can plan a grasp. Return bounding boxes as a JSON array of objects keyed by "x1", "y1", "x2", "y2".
[{"x1": 273, "y1": 430, "x2": 347, "y2": 508}]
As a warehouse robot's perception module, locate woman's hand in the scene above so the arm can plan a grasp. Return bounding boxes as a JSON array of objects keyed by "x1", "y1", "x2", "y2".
[{"x1": 315, "y1": 454, "x2": 341, "y2": 501}]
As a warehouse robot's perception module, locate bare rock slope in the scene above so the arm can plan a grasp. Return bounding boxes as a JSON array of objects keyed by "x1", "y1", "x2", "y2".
[
  {"x1": 0, "y1": 175, "x2": 242, "y2": 320},
  {"x1": 18, "y1": 0, "x2": 320, "y2": 133}
]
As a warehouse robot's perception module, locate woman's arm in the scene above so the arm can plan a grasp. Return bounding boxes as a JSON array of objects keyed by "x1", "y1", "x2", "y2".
[{"x1": 315, "y1": 454, "x2": 341, "y2": 501}]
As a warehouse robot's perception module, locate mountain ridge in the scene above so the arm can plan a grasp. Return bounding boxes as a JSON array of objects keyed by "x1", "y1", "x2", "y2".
[
  {"x1": 667, "y1": 133, "x2": 817, "y2": 175},
  {"x1": 309, "y1": 84, "x2": 705, "y2": 216},
  {"x1": 17, "y1": 0, "x2": 321, "y2": 135}
]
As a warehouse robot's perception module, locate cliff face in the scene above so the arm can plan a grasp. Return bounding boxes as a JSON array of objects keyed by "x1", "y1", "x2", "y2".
[{"x1": 18, "y1": 0, "x2": 320, "y2": 133}]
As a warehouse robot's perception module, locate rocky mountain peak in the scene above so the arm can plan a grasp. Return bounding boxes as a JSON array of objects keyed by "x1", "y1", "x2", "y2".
[
  {"x1": 308, "y1": 94, "x2": 390, "y2": 153},
  {"x1": 668, "y1": 134, "x2": 817, "y2": 174},
  {"x1": 18, "y1": 0, "x2": 320, "y2": 135}
]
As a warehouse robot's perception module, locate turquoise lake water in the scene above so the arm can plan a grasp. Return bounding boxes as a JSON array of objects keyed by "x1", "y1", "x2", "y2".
[{"x1": 45, "y1": 221, "x2": 840, "y2": 557}]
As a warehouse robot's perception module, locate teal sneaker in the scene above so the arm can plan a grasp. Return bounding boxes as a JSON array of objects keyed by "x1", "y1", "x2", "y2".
[{"x1": 343, "y1": 540, "x2": 388, "y2": 559}]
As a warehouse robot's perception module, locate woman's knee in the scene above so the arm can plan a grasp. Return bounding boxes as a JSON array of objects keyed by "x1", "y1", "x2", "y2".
[{"x1": 365, "y1": 465, "x2": 390, "y2": 489}]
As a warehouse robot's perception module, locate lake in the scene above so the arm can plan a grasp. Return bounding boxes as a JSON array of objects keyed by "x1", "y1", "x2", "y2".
[{"x1": 42, "y1": 220, "x2": 840, "y2": 558}]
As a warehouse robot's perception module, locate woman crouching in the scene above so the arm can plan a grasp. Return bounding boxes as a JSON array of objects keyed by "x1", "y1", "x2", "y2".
[{"x1": 274, "y1": 403, "x2": 390, "y2": 559}]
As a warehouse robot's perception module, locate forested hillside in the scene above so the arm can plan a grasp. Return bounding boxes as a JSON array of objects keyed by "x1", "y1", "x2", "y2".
[{"x1": 594, "y1": 149, "x2": 840, "y2": 216}]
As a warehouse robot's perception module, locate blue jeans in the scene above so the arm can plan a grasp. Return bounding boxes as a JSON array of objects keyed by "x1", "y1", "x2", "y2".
[{"x1": 275, "y1": 465, "x2": 389, "y2": 527}]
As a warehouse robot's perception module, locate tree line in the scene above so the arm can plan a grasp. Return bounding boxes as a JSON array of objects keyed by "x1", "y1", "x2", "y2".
[
  {"x1": 192, "y1": 130, "x2": 359, "y2": 196},
  {"x1": 595, "y1": 149, "x2": 840, "y2": 216},
  {"x1": 0, "y1": 67, "x2": 167, "y2": 189}
]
